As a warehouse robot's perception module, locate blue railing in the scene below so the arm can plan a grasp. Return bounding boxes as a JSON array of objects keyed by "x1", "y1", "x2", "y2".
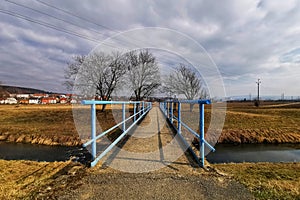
[
  {"x1": 160, "y1": 99, "x2": 215, "y2": 167},
  {"x1": 81, "y1": 100, "x2": 152, "y2": 167}
]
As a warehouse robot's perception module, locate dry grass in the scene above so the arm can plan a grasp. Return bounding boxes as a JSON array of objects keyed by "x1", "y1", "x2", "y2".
[
  {"x1": 214, "y1": 162, "x2": 300, "y2": 200},
  {"x1": 0, "y1": 160, "x2": 85, "y2": 199},
  {"x1": 177, "y1": 101, "x2": 300, "y2": 144},
  {"x1": 0, "y1": 104, "x2": 136, "y2": 145},
  {"x1": 1, "y1": 101, "x2": 300, "y2": 145}
]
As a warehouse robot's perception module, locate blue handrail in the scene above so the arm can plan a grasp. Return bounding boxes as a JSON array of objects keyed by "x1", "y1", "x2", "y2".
[
  {"x1": 81, "y1": 100, "x2": 152, "y2": 167},
  {"x1": 160, "y1": 100, "x2": 215, "y2": 168}
]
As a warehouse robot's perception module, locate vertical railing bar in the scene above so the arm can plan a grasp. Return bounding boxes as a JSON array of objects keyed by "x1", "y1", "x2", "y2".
[
  {"x1": 122, "y1": 103, "x2": 126, "y2": 132},
  {"x1": 199, "y1": 103, "x2": 205, "y2": 167},
  {"x1": 177, "y1": 102, "x2": 181, "y2": 135},
  {"x1": 170, "y1": 102, "x2": 173, "y2": 124},
  {"x1": 91, "y1": 103, "x2": 96, "y2": 159},
  {"x1": 133, "y1": 103, "x2": 136, "y2": 122}
]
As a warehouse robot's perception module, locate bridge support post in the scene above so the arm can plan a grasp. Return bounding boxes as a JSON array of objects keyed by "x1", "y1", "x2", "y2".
[
  {"x1": 199, "y1": 103, "x2": 205, "y2": 167},
  {"x1": 91, "y1": 103, "x2": 96, "y2": 159}
]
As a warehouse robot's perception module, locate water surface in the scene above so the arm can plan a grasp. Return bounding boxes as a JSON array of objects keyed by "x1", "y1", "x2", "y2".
[{"x1": 207, "y1": 143, "x2": 300, "y2": 163}]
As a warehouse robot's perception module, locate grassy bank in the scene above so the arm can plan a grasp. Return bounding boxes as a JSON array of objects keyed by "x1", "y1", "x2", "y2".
[{"x1": 214, "y1": 162, "x2": 300, "y2": 200}]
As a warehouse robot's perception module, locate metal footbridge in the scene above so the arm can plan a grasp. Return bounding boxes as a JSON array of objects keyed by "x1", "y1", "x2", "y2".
[{"x1": 81, "y1": 100, "x2": 214, "y2": 168}]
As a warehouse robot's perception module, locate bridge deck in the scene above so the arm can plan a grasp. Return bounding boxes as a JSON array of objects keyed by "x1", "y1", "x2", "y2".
[{"x1": 100, "y1": 105, "x2": 196, "y2": 173}]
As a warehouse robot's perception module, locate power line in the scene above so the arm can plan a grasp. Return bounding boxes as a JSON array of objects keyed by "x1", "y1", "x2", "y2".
[
  {"x1": 35, "y1": 0, "x2": 152, "y2": 48},
  {"x1": 5, "y1": 0, "x2": 109, "y2": 37},
  {"x1": 0, "y1": 8, "x2": 122, "y2": 49},
  {"x1": 35, "y1": 0, "x2": 116, "y2": 33}
]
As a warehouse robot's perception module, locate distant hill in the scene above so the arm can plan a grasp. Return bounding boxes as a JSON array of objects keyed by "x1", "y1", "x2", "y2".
[{"x1": 0, "y1": 85, "x2": 49, "y2": 97}]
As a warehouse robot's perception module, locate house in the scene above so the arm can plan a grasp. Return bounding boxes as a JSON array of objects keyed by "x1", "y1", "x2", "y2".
[
  {"x1": 16, "y1": 94, "x2": 30, "y2": 99},
  {"x1": 29, "y1": 98, "x2": 39, "y2": 104},
  {"x1": 59, "y1": 97, "x2": 68, "y2": 104},
  {"x1": 41, "y1": 97, "x2": 57, "y2": 104},
  {"x1": 5, "y1": 98, "x2": 18, "y2": 104},
  {"x1": 19, "y1": 99, "x2": 29, "y2": 104},
  {"x1": 0, "y1": 98, "x2": 5, "y2": 104},
  {"x1": 70, "y1": 99, "x2": 77, "y2": 104},
  {"x1": 31, "y1": 93, "x2": 47, "y2": 98}
]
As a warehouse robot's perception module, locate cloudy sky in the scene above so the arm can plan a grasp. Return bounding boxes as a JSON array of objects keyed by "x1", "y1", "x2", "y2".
[{"x1": 1, "y1": 0, "x2": 300, "y2": 98}]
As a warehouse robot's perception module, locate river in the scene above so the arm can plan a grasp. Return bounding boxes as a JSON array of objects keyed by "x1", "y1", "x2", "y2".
[
  {"x1": 1, "y1": 142, "x2": 299, "y2": 164},
  {"x1": 207, "y1": 143, "x2": 300, "y2": 163}
]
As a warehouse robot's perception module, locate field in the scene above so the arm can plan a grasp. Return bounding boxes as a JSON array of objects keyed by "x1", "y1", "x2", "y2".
[
  {"x1": 179, "y1": 101, "x2": 300, "y2": 144},
  {"x1": 0, "y1": 104, "x2": 127, "y2": 146},
  {"x1": 1, "y1": 101, "x2": 300, "y2": 146}
]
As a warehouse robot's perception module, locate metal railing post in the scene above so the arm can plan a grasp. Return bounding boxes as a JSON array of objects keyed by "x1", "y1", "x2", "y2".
[
  {"x1": 142, "y1": 101, "x2": 145, "y2": 115},
  {"x1": 122, "y1": 103, "x2": 126, "y2": 132},
  {"x1": 170, "y1": 102, "x2": 173, "y2": 124},
  {"x1": 199, "y1": 103, "x2": 205, "y2": 167},
  {"x1": 166, "y1": 102, "x2": 169, "y2": 119},
  {"x1": 177, "y1": 102, "x2": 181, "y2": 134},
  {"x1": 133, "y1": 103, "x2": 136, "y2": 122},
  {"x1": 91, "y1": 103, "x2": 96, "y2": 159}
]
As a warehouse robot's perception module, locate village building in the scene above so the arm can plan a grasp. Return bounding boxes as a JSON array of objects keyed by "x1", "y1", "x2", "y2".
[
  {"x1": 31, "y1": 93, "x2": 47, "y2": 98},
  {"x1": 19, "y1": 99, "x2": 29, "y2": 104},
  {"x1": 59, "y1": 97, "x2": 68, "y2": 104},
  {"x1": 5, "y1": 98, "x2": 18, "y2": 104},
  {"x1": 29, "y1": 98, "x2": 40, "y2": 104},
  {"x1": 41, "y1": 97, "x2": 57, "y2": 104},
  {"x1": 16, "y1": 94, "x2": 30, "y2": 99}
]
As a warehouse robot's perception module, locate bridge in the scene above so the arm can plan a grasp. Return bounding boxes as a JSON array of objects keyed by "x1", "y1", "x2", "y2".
[{"x1": 81, "y1": 100, "x2": 214, "y2": 169}]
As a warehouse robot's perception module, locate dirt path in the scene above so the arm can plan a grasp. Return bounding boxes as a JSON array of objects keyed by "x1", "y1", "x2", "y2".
[{"x1": 56, "y1": 106, "x2": 254, "y2": 199}]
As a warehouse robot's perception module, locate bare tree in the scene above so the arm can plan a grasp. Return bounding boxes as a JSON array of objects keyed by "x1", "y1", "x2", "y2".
[
  {"x1": 64, "y1": 55, "x2": 86, "y2": 91},
  {"x1": 125, "y1": 50, "x2": 161, "y2": 100},
  {"x1": 65, "y1": 52, "x2": 126, "y2": 111},
  {"x1": 164, "y1": 64, "x2": 208, "y2": 111}
]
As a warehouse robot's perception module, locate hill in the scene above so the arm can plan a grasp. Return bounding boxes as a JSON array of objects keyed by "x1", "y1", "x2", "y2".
[{"x1": 0, "y1": 85, "x2": 49, "y2": 97}]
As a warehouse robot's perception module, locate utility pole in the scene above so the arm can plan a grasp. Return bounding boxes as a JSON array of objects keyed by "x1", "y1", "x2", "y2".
[{"x1": 256, "y1": 78, "x2": 261, "y2": 106}]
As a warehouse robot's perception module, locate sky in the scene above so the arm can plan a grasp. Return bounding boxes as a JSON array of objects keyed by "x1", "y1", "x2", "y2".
[{"x1": 0, "y1": 0, "x2": 300, "y2": 98}]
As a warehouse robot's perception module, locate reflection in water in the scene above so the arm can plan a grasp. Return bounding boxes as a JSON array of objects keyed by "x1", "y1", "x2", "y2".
[{"x1": 207, "y1": 143, "x2": 300, "y2": 163}]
